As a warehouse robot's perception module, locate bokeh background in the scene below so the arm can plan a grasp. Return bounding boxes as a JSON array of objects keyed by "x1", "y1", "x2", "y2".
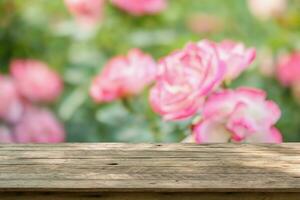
[{"x1": 1, "y1": 0, "x2": 300, "y2": 142}]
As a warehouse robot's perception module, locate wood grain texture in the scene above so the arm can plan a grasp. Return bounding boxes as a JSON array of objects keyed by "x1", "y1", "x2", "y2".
[{"x1": 0, "y1": 143, "x2": 300, "y2": 195}]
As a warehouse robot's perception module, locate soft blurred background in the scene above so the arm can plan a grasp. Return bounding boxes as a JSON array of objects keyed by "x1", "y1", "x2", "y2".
[{"x1": 0, "y1": 0, "x2": 300, "y2": 143}]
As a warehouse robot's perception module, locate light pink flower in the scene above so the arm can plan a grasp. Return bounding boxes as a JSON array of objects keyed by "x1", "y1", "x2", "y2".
[
  {"x1": 215, "y1": 40, "x2": 256, "y2": 81},
  {"x1": 150, "y1": 41, "x2": 226, "y2": 121},
  {"x1": 90, "y1": 49, "x2": 156, "y2": 103},
  {"x1": 0, "y1": 75, "x2": 23, "y2": 123},
  {"x1": 276, "y1": 52, "x2": 300, "y2": 87},
  {"x1": 202, "y1": 40, "x2": 256, "y2": 82},
  {"x1": 10, "y1": 59, "x2": 63, "y2": 103},
  {"x1": 193, "y1": 87, "x2": 282, "y2": 143},
  {"x1": 13, "y1": 106, "x2": 65, "y2": 143},
  {"x1": 111, "y1": 0, "x2": 167, "y2": 16},
  {"x1": 65, "y1": 0, "x2": 105, "y2": 26},
  {"x1": 258, "y1": 48, "x2": 275, "y2": 77},
  {"x1": 0, "y1": 126, "x2": 14, "y2": 143},
  {"x1": 247, "y1": 0, "x2": 287, "y2": 21},
  {"x1": 186, "y1": 14, "x2": 223, "y2": 35}
]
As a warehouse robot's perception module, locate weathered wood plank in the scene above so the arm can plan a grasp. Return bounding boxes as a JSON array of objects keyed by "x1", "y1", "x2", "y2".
[
  {"x1": 0, "y1": 143, "x2": 299, "y2": 195},
  {"x1": 1, "y1": 143, "x2": 300, "y2": 151}
]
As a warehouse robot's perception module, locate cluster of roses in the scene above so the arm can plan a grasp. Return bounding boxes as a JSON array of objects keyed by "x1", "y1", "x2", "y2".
[
  {"x1": 90, "y1": 39, "x2": 283, "y2": 143},
  {"x1": 0, "y1": 60, "x2": 65, "y2": 143},
  {"x1": 64, "y1": 0, "x2": 167, "y2": 26},
  {"x1": 150, "y1": 40, "x2": 283, "y2": 143}
]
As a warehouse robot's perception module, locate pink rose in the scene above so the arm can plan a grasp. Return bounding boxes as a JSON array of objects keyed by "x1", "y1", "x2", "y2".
[
  {"x1": 277, "y1": 52, "x2": 300, "y2": 103},
  {"x1": 10, "y1": 59, "x2": 63, "y2": 103},
  {"x1": 214, "y1": 40, "x2": 256, "y2": 82},
  {"x1": 0, "y1": 75, "x2": 23, "y2": 123},
  {"x1": 276, "y1": 52, "x2": 300, "y2": 86},
  {"x1": 65, "y1": 0, "x2": 105, "y2": 26},
  {"x1": 192, "y1": 87, "x2": 282, "y2": 143},
  {"x1": 201, "y1": 40, "x2": 256, "y2": 82},
  {"x1": 13, "y1": 106, "x2": 65, "y2": 143},
  {"x1": 0, "y1": 126, "x2": 14, "y2": 143},
  {"x1": 90, "y1": 48, "x2": 156, "y2": 102},
  {"x1": 248, "y1": 0, "x2": 287, "y2": 21},
  {"x1": 111, "y1": 0, "x2": 167, "y2": 16},
  {"x1": 150, "y1": 41, "x2": 226, "y2": 121}
]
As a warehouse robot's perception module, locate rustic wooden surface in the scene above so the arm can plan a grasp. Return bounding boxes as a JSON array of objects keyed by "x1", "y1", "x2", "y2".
[{"x1": 0, "y1": 143, "x2": 300, "y2": 199}]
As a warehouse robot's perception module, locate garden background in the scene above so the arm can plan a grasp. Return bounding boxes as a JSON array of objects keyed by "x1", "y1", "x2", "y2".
[{"x1": 0, "y1": 0, "x2": 300, "y2": 143}]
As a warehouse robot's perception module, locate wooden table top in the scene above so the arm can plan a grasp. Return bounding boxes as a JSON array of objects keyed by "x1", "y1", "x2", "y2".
[{"x1": 0, "y1": 143, "x2": 299, "y2": 193}]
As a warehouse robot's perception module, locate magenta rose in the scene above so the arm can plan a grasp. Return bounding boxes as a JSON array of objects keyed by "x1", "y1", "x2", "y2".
[
  {"x1": 111, "y1": 0, "x2": 167, "y2": 16},
  {"x1": 192, "y1": 87, "x2": 282, "y2": 143},
  {"x1": 13, "y1": 106, "x2": 65, "y2": 143},
  {"x1": 10, "y1": 59, "x2": 63, "y2": 103},
  {"x1": 90, "y1": 48, "x2": 156, "y2": 103},
  {"x1": 150, "y1": 41, "x2": 226, "y2": 121},
  {"x1": 0, "y1": 75, "x2": 23, "y2": 123}
]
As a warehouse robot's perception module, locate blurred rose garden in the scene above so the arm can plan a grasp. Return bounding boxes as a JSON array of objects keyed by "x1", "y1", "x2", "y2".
[{"x1": 0, "y1": 0, "x2": 300, "y2": 143}]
